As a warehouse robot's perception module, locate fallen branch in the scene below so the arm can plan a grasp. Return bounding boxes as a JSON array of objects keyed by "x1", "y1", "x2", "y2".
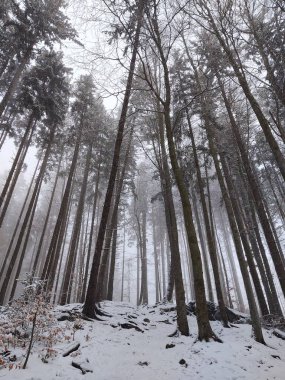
[
  {"x1": 72, "y1": 360, "x2": 93, "y2": 374},
  {"x1": 62, "y1": 342, "x2": 80, "y2": 357},
  {"x1": 273, "y1": 329, "x2": 285, "y2": 341}
]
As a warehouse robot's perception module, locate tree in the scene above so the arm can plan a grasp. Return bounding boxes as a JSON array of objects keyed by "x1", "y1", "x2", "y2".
[
  {"x1": 82, "y1": 0, "x2": 147, "y2": 319},
  {"x1": 0, "y1": 0, "x2": 76, "y2": 118}
]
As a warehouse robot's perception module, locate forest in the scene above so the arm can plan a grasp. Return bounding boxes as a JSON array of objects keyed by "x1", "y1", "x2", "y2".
[{"x1": 1, "y1": 0, "x2": 285, "y2": 378}]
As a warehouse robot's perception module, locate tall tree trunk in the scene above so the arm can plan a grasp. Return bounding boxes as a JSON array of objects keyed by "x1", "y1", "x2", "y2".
[
  {"x1": 220, "y1": 155, "x2": 269, "y2": 316},
  {"x1": 42, "y1": 127, "x2": 82, "y2": 285},
  {"x1": 219, "y1": 211, "x2": 245, "y2": 311},
  {"x1": 60, "y1": 143, "x2": 92, "y2": 305},
  {"x1": 52, "y1": 193, "x2": 74, "y2": 303},
  {"x1": 9, "y1": 177, "x2": 43, "y2": 300},
  {"x1": 152, "y1": 204, "x2": 161, "y2": 303},
  {"x1": 247, "y1": 197, "x2": 283, "y2": 316},
  {"x1": 32, "y1": 154, "x2": 63, "y2": 275},
  {"x1": 81, "y1": 164, "x2": 101, "y2": 302},
  {"x1": 76, "y1": 209, "x2": 91, "y2": 302},
  {"x1": 0, "y1": 157, "x2": 40, "y2": 285},
  {"x1": 0, "y1": 124, "x2": 55, "y2": 304},
  {"x1": 185, "y1": 108, "x2": 229, "y2": 327},
  {"x1": 157, "y1": 106, "x2": 189, "y2": 335},
  {"x1": 82, "y1": 0, "x2": 146, "y2": 318},
  {"x1": 206, "y1": 122, "x2": 265, "y2": 343},
  {"x1": 106, "y1": 211, "x2": 118, "y2": 301},
  {"x1": 141, "y1": 209, "x2": 148, "y2": 304},
  {"x1": 95, "y1": 126, "x2": 134, "y2": 301},
  {"x1": 190, "y1": 185, "x2": 214, "y2": 301},
  {"x1": 216, "y1": 75, "x2": 285, "y2": 299},
  {"x1": 148, "y1": 13, "x2": 217, "y2": 341},
  {"x1": 237, "y1": 170, "x2": 282, "y2": 316},
  {"x1": 215, "y1": 230, "x2": 234, "y2": 309},
  {"x1": 121, "y1": 212, "x2": 126, "y2": 302}
]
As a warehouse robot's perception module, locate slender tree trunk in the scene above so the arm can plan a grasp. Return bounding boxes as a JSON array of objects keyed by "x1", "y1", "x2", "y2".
[
  {"x1": 121, "y1": 213, "x2": 126, "y2": 302},
  {"x1": 52, "y1": 193, "x2": 74, "y2": 303},
  {"x1": 190, "y1": 185, "x2": 214, "y2": 301},
  {"x1": 247, "y1": 197, "x2": 283, "y2": 316},
  {"x1": 0, "y1": 45, "x2": 34, "y2": 118},
  {"x1": 42, "y1": 127, "x2": 82, "y2": 286},
  {"x1": 0, "y1": 129, "x2": 8, "y2": 150},
  {"x1": 237, "y1": 170, "x2": 282, "y2": 316},
  {"x1": 152, "y1": 204, "x2": 160, "y2": 303},
  {"x1": 76, "y1": 209, "x2": 91, "y2": 302},
  {"x1": 137, "y1": 242, "x2": 140, "y2": 306},
  {"x1": 81, "y1": 164, "x2": 101, "y2": 302},
  {"x1": 181, "y1": 225, "x2": 195, "y2": 299},
  {"x1": 219, "y1": 211, "x2": 245, "y2": 311},
  {"x1": 0, "y1": 124, "x2": 55, "y2": 303},
  {"x1": 60, "y1": 143, "x2": 92, "y2": 305},
  {"x1": 215, "y1": 230, "x2": 233, "y2": 309},
  {"x1": 32, "y1": 154, "x2": 63, "y2": 274},
  {"x1": 141, "y1": 209, "x2": 148, "y2": 304},
  {"x1": 9, "y1": 177, "x2": 43, "y2": 300},
  {"x1": 0, "y1": 57, "x2": 10, "y2": 80},
  {"x1": 95, "y1": 127, "x2": 134, "y2": 301},
  {"x1": 0, "y1": 157, "x2": 40, "y2": 285},
  {"x1": 157, "y1": 106, "x2": 189, "y2": 334},
  {"x1": 185, "y1": 109, "x2": 229, "y2": 327},
  {"x1": 220, "y1": 155, "x2": 269, "y2": 316},
  {"x1": 106, "y1": 212, "x2": 118, "y2": 301},
  {"x1": 0, "y1": 113, "x2": 35, "y2": 226}
]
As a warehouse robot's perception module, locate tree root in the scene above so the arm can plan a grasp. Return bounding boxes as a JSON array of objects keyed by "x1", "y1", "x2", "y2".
[
  {"x1": 168, "y1": 329, "x2": 179, "y2": 338},
  {"x1": 95, "y1": 304, "x2": 112, "y2": 317},
  {"x1": 195, "y1": 334, "x2": 223, "y2": 343}
]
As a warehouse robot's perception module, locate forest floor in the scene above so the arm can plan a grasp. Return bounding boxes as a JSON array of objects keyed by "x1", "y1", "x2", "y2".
[{"x1": 1, "y1": 301, "x2": 285, "y2": 379}]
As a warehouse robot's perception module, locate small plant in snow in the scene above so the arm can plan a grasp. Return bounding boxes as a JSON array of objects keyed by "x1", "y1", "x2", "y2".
[{"x1": 0, "y1": 273, "x2": 63, "y2": 369}]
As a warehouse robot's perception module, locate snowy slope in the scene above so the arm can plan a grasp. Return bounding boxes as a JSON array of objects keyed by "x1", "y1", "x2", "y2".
[{"x1": 1, "y1": 301, "x2": 285, "y2": 380}]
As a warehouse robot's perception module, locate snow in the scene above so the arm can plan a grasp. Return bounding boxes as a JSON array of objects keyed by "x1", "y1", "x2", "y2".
[{"x1": 1, "y1": 301, "x2": 285, "y2": 380}]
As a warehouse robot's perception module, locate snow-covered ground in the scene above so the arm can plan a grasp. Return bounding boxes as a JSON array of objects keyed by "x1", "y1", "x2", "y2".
[{"x1": 2, "y1": 301, "x2": 285, "y2": 380}]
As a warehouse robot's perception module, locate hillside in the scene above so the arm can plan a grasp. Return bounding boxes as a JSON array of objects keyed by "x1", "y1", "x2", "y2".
[{"x1": 1, "y1": 301, "x2": 285, "y2": 380}]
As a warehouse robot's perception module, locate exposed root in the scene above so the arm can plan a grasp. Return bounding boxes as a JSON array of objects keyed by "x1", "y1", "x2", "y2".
[
  {"x1": 195, "y1": 334, "x2": 223, "y2": 343},
  {"x1": 168, "y1": 329, "x2": 179, "y2": 338},
  {"x1": 211, "y1": 334, "x2": 223, "y2": 343},
  {"x1": 95, "y1": 304, "x2": 112, "y2": 317},
  {"x1": 273, "y1": 329, "x2": 285, "y2": 341},
  {"x1": 81, "y1": 308, "x2": 105, "y2": 322}
]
